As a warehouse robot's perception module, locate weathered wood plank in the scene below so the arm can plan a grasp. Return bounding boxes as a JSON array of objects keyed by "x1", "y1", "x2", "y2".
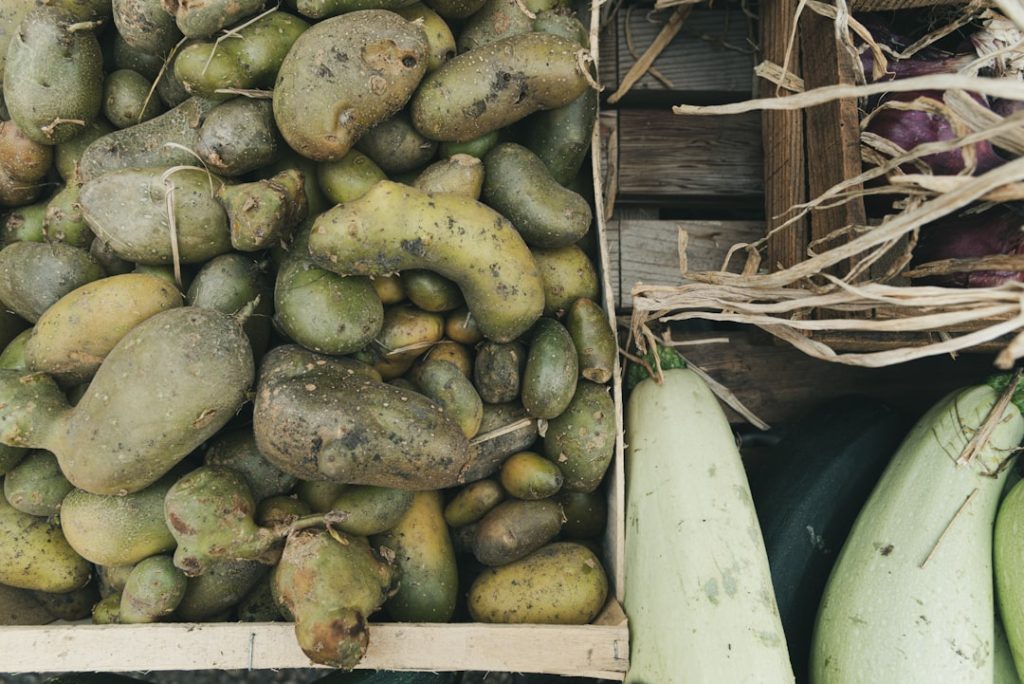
[
  {"x1": 617, "y1": 218, "x2": 765, "y2": 308},
  {"x1": 610, "y1": 7, "x2": 754, "y2": 98},
  {"x1": 616, "y1": 109, "x2": 763, "y2": 202},
  {"x1": 670, "y1": 330, "x2": 1000, "y2": 427}
]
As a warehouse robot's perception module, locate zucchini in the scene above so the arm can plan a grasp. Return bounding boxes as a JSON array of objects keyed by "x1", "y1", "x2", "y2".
[
  {"x1": 624, "y1": 367, "x2": 794, "y2": 683},
  {"x1": 812, "y1": 385, "x2": 1023, "y2": 683},
  {"x1": 996, "y1": 473, "x2": 1024, "y2": 676},
  {"x1": 750, "y1": 397, "x2": 907, "y2": 681}
]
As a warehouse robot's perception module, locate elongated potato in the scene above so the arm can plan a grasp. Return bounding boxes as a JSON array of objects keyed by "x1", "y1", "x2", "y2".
[
  {"x1": 412, "y1": 33, "x2": 589, "y2": 142},
  {"x1": 273, "y1": 10, "x2": 428, "y2": 161},
  {"x1": 308, "y1": 180, "x2": 544, "y2": 342},
  {"x1": 26, "y1": 274, "x2": 182, "y2": 384}
]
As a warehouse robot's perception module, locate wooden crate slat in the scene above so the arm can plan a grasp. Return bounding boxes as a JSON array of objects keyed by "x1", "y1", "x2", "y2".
[
  {"x1": 851, "y1": 0, "x2": 968, "y2": 8},
  {"x1": 616, "y1": 109, "x2": 762, "y2": 202},
  {"x1": 0, "y1": 622, "x2": 629, "y2": 678},
  {"x1": 611, "y1": 8, "x2": 754, "y2": 97},
  {"x1": 617, "y1": 218, "x2": 764, "y2": 307}
]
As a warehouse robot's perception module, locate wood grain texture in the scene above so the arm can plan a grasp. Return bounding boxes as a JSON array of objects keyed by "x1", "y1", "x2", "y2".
[
  {"x1": 851, "y1": 0, "x2": 967, "y2": 8},
  {"x1": 0, "y1": 621, "x2": 629, "y2": 678},
  {"x1": 670, "y1": 329, "x2": 1000, "y2": 427},
  {"x1": 612, "y1": 7, "x2": 754, "y2": 96},
  {"x1": 616, "y1": 109, "x2": 763, "y2": 201},
  {"x1": 616, "y1": 218, "x2": 765, "y2": 307},
  {"x1": 760, "y1": 0, "x2": 807, "y2": 270}
]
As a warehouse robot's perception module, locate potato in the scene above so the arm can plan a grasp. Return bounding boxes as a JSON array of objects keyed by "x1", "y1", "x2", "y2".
[
  {"x1": 273, "y1": 10, "x2": 428, "y2": 161},
  {"x1": 371, "y1": 304, "x2": 444, "y2": 379},
  {"x1": 77, "y1": 97, "x2": 218, "y2": 182},
  {"x1": 164, "y1": 0, "x2": 265, "y2": 38},
  {"x1": 532, "y1": 10, "x2": 589, "y2": 44},
  {"x1": 0, "y1": 307, "x2": 254, "y2": 495},
  {"x1": 521, "y1": 317, "x2": 578, "y2": 418},
  {"x1": 0, "y1": 329, "x2": 31, "y2": 371},
  {"x1": 91, "y1": 593, "x2": 121, "y2": 624},
  {"x1": 237, "y1": 576, "x2": 282, "y2": 622},
  {"x1": 356, "y1": 111, "x2": 438, "y2": 174},
  {"x1": 26, "y1": 273, "x2": 182, "y2": 385},
  {"x1": 474, "y1": 341, "x2": 525, "y2": 404},
  {"x1": 411, "y1": 359, "x2": 483, "y2": 438},
  {"x1": 446, "y1": 306, "x2": 483, "y2": 345},
  {"x1": 443, "y1": 478, "x2": 504, "y2": 527},
  {"x1": 455, "y1": 0, "x2": 533, "y2": 52},
  {"x1": 500, "y1": 450, "x2": 563, "y2": 500},
  {"x1": 394, "y1": 3, "x2": 455, "y2": 72},
  {"x1": 370, "y1": 273, "x2": 406, "y2": 305},
  {"x1": 256, "y1": 496, "x2": 312, "y2": 527},
  {"x1": 483, "y1": 143, "x2": 592, "y2": 248},
  {"x1": 3, "y1": 451, "x2": 72, "y2": 517},
  {"x1": 413, "y1": 154, "x2": 483, "y2": 199},
  {"x1": 80, "y1": 166, "x2": 231, "y2": 265},
  {"x1": 0, "y1": 486, "x2": 90, "y2": 593},
  {"x1": 1, "y1": 201, "x2": 46, "y2": 245},
  {"x1": 372, "y1": 491, "x2": 457, "y2": 622},
  {"x1": 111, "y1": 33, "x2": 163, "y2": 80},
  {"x1": 317, "y1": 150, "x2": 387, "y2": 204},
  {"x1": 294, "y1": 0, "x2": 418, "y2": 19},
  {"x1": 462, "y1": 401, "x2": 538, "y2": 482},
  {"x1": 3, "y1": 7, "x2": 103, "y2": 144},
  {"x1": 187, "y1": 253, "x2": 274, "y2": 360},
  {"x1": 195, "y1": 98, "x2": 282, "y2": 177},
  {"x1": 423, "y1": 340, "x2": 472, "y2": 378},
  {"x1": 96, "y1": 564, "x2": 134, "y2": 597},
  {"x1": 174, "y1": 11, "x2": 308, "y2": 98},
  {"x1": 204, "y1": 429, "x2": 298, "y2": 502},
  {"x1": 103, "y1": 70, "x2": 163, "y2": 130},
  {"x1": 329, "y1": 485, "x2": 414, "y2": 536},
  {"x1": 565, "y1": 298, "x2": 615, "y2": 384},
  {"x1": 524, "y1": 87, "x2": 597, "y2": 186},
  {"x1": 112, "y1": 0, "x2": 182, "y2": 55},
  {"x1": 439, "y1": 131, "x2": 498, "y2": 160},
  {"x1": 31, "y1": 582, "x2": 99, "y2": 622},
  {"x1": 119, "y1": 555, "x2": 187, "y2": 624},
  {"x1": 0, "y1": 120, "x2": 52, "y2": 207},
  {"x1": 54, "y1": 118, "x2": 111, "y2": 183},
  {"x1": 543, "y1": 380, "x2": 614, "y2": 493},
  {"x1": 308, "y1": 180, "x2": 544, "y2": 343},
  {"x1": 468, "y1": 542, "x2": 608, "y2": 623},
  {"x1": 177, "y1": 558, "x2": 267, "y2": 622},
  {"x1": 0, "y1": 583, "x2": 55, "y2": 625},
  {"x1": 297, "y1": 480, "x2": 348, "y2": 513},
  {"x1": 533, "y1": 244, "x2": 600, "y2": 316},
  {"x1": 473, "y1": 498, "x2": 562, "y2": 565},
  {"x1": 559, "y1": 490, "x2": 606, "y2": 539},
  {"x1": 219, "y1": 171, "x2": 306, "y2": 253},
  {"x1": 423, "y1": 0, "x2": 486, "y2": 20},
  {"x1": 60, "y1": 470, "x2": 180, "y2": 566},
  {"x1": 0, "y1": 241, "x2": 106, "y2": 323},
  {"x1": 402, "y1": 270, "x2": 464, "y2": 312},
  {"x1": 0, "y1": 444, "x2": 26, "y2": 478},
  {"x1": 0, "y1": 1, "x2": 35, "y2": 89},
  {"x1": 273, "y1": 529, "x2": 396, "y2": 668},
  {"x1": 253, "y1": 345, "x2": 472, "y2": 489},
  {"x1": 260, "y1": 150, "x2": 331, "y2": 216},
  {"x1": 43, "y1": 183, "x2": 94, "y2": 248},
  {"x1": 89, "y1": 236, "x2": 133, "y2": 276}
]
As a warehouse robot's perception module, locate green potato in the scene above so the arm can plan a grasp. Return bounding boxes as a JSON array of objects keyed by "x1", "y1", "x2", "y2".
[
  {"x1": 26, "y1": 273, "x2": 183, "y2": 385},
  {"x1": 31, "y1": 582, "x2": 99, "y2": 621},
  {"x1": 0, "y1": 583, "x2": 55, "y2": 625},
  {"x1": 119, "y1": 555, "x2": 187, "y2": 624},
  {"x1": 532, "y1": 10, "x2": 588, "y2": 44},
  {"x1": 0, "y1": 329, "x2": 32, "y2": 371},
  {"x1": 3, "y1": 7, "x2": 103, "y2": 144},
  {"x1": 533, "y1": 244, "x2": 599, "y2": 316},
  {"x1": 455, "y1": 0, "x2": 532, "y2": 52},
  {"x1": 96, "y1": 564, "x2": 134, "y2": 597},
  {"x1": 0, "y1": 444, "x2": 26, "y2": 477},
  {"x1": 103, "y1": 70, "x2": 163, "y2": 130},
  {"x1": 438, "y1": 131, "x2": 498, "y2": 160},
  {"x1": 524, "y1": 87, "x2": 597, "y2": 186},
  {"x1": 3, "y1": 451, "x2": 72, "y2": 517},
  {"x1": 0, "y1": 307, "x2": 254, "y2": 495},
  {"x1": 80, "y1": 166, "x2": 231, "y2": 265},
  {"x1": 423, "y1": 340, "x2": 472, "y2": 378},
  {"x1": 468, "y1": 542, "x2": 608, "y2": 623},
  {"x1": 472, "y1": 498, "x2": 562, "y2": 566},
  {"x1": 543, "y1": 380, "x2": 614, "y2": 493},
  {"x1": 356, "y1": 111, "x2": 438, "y2": 174},
  {"x1": 44, "y1": 0, "x2": 112, "y2": 20},
  {"x1": 462, "y1": 401, "x2": 539, "y2": 482},
  {"x1": 195, "y1": 98, "x2": 282, "y2": 177},
  {"x1": 260, "y1": 150, "x2": 331, "y2": 216},
  {"x1": 414, "y1": 33, "x2": 588, "y2": 142},
  {"x1": 204, "y1": 429, "x2": 298, "y2": 502},
  {"x1": 308, "y1": 181, "x2": 544, "y2": 343},
  {"x1": 293, "y1": 0, "x2": 418, "y2": 19},
  {"x1": 272, "y1": 10, "x2": 428, "y2": 161},
  {"x1": 423, "y1": 0, "x2": 486, "y2": 20},
  {"x1": 0, "y1": 1, "x2": 35, "y2": 90},
  {"x1": 499, "y1": 450, "x2": 563, "y2": 500},
  {"x1": 558, "y1": 489, "x2": 606, "y2": 539},
  {"x1": 219, "y1": 170, "x2": 307, "y2": 252},
  {"x1": 317, "y1": 150, "x2": 386, "y2": 204},
  {"x1": 370, "y1": 273, "x2": 406, "y2": 305},
  {"x1": 110, "y1": 33, "x2": 163, "y2": 80},
  {"x1": 0, "y1": 241, "x2": 106, "y2": 322},
  {"x1": 177, "y1": 558, "x2": 267, "y2": 621},
  {"x1": 88, "y1": 237, "x2": 133, "y2": 276},
  {"x1": 43, "y1": 183, "x2": 94, "y2": 249},
  {"x1": 483, "y1": 143, "x2": 592, "y2": 248},
  {"x1": 371, "y1": 303, "x2": 444, "y2": 379},
  {"x1": 112, "y1": 0, "x2": 182, "y2": 56},
  {"x1": 413, "y1": 154, "x2": 483, "y2": 199},
  {"x1": 521, "y1": 317, "x2": 578, "y2": 418},
  {"x1": 443, "y1": 478, "x2": 504, "y2": 527},
  {"x1": 253, "y1": 345, "x2": 472, "y2": 489},
  {"x1": 0, "y1": 486, "x2": 91, "y2": 592},
  {"x1": 474, "y1": 341, "x2": 526, "y2": 404},
  {"x1": 372, "y1": 491, "x2": 457, "y2": 622},
  {"x1": 165, "y1": 0, "x2": 265, "y2": 39},
  {"x1": 237, "y1": 576, "x2": 282, "y2": 622},
  {"x1": 256, "y1": 495, "x2": 312, "y2": 527},
  {"x1": 411, "y1": 359, "x2": 483, "y2": 438},
  {"x1": 297, "y1": 480, "x2": 348, "y2": 513},
  {"x1": 394, "y1": 3, "x2": 455, "y2": 72},
  {"x1": 54, "y1": 118, "x2": 111, "y2": 183},
  {"x1": 273, "y1": 529, "x2": 396, "y2": 668},
  {"x1": 187, "y1": 253, "x2": 274, "y2": 360},
  {"x1": 174, "y1": 11, "x2": 309, "y2": 97},
  {"x1": 91, "y1": 592, "x2": 121, "y2": 624},
  {"x1": 445, "y1": 306, "x2": 483, "y2": 345},
  {"x1": 60, "y1": 470, "x2": 179, "y2": 566},
  {"x1": 0, "y1": 120, "x2": 52, "y2": 208},
  {"x1": 329, "y1": 485, "x2": 414, "y2": 536},
  {"x1": 1, "y1": 200, "x2": 47, "y2": 245},
  {"x1": 401, "y1": 270, "x2": 464, "y2": 312},
  {"x1": 565, "y1": 298, "x2": 615, "y2": 385}
]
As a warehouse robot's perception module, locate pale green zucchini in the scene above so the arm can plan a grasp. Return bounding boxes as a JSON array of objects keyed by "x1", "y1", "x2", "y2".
[
  {"x1": 812, "y1": 385, "x2": 1023, "y2": 683},
  {"x1": 624, "y1": 367, "x2": 794, "y2": 683}
]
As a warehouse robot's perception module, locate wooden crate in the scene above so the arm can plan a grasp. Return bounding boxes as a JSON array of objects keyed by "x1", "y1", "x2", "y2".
[{"x1": 0, "y1": 3, "x2": 629, "y2": 678}]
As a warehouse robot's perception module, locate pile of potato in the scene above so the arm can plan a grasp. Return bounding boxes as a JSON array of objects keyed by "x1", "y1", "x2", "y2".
[{"x1": 0, "y1": 0, "x2": 614, "y2": 671}]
